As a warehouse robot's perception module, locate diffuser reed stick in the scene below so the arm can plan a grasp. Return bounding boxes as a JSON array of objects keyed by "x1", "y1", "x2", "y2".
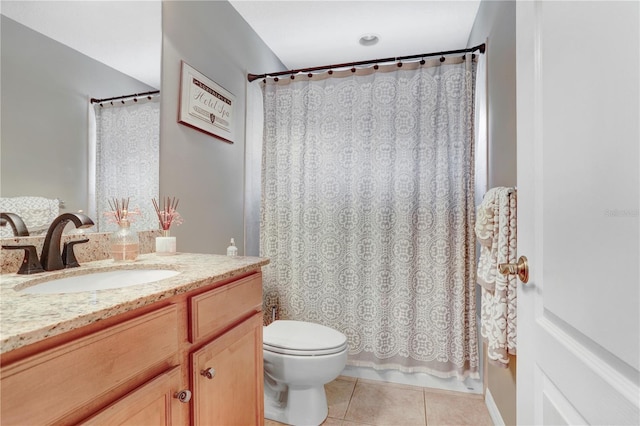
[
  {"x1": 152, "y1": 196, "x2": 183, "y2": 231},
  {"x1": 105, "y1": 197, "x2": 139, "y2": 225}
]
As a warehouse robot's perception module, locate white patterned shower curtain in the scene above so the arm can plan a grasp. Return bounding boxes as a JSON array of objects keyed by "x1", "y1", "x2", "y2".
[
  {"x1": 91, "y1": 98, "x2": 159, "y2": 231},
  {"x1": 261, "y1": 56, "x2": 479, "y2": 378}
]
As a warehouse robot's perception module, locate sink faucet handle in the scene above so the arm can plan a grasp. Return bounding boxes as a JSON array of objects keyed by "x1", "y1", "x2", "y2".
[
  {"x1": 2, "y1": 245, "x2": 45, "y2": 275},
  {"x1": 62, "y1": 238, "x2": 90, "y2": 268}
]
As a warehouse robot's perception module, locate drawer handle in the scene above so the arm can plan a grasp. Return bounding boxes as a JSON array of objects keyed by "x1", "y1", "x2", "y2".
[
  {"x1": 201, "y1": 367, "x2": 216, "y2": 380},
  {"x1": 174, "y1": 389, "x2": 192, "y2": 403}
]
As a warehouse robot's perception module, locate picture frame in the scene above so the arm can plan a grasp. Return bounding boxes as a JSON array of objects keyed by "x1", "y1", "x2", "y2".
[{"x1": 178, "y1": 61, "x2": 235, "y2": 143}]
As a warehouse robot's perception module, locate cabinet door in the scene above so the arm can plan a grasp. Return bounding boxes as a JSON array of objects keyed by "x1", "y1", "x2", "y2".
[
  {"x1": 81, "y1": 366, "x2": 184, "y2": 425},
  {"x1": 192, "y1": 313, "x2": 264, "y2": 426}
]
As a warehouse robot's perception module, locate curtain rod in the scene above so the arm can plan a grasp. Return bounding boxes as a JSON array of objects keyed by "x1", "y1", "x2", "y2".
[
  {"x1": 90, "y1": 90, "x2": 160, "y2": 105},
  {"x1": 248, "y1": 43, "x2": 485, "y2": 82}
]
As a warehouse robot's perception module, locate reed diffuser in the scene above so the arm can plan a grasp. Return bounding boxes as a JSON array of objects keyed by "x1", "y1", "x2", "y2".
[
  {"x1": 105, "y1": 197, "x2": 140, "y2": 262},
  {"x1": 152, "y1": 196, "x2": 183, "y2": 255}
]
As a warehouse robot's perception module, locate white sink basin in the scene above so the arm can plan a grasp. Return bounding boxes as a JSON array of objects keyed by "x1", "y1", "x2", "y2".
[{"x1": 19, "y1": 269, "x2": 180, "y2": 294}]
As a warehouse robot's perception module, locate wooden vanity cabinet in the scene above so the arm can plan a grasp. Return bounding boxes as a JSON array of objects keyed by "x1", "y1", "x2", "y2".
[
  {"x1": 189, "y1": 273, "x2": 265, "y2": 425},
  {"x1": 0, "y1": 270, "x2": 264, "y2": 425}
]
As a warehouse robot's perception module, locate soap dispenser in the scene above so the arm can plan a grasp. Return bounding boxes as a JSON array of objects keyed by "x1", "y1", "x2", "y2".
[{"x1": 227, "y1": 238, "x2": 238, "y2": 257}]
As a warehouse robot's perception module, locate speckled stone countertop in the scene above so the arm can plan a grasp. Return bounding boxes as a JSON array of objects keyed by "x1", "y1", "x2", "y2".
[{"x1": 0, "y1": 253, "x2": 269, "y2": 354}]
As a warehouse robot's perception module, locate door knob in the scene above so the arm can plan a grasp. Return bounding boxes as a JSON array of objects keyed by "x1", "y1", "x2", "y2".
[
  {"x1": 498, "y1": 256, "x2": 529, "y2": 283},
  {"x1": 201, "y1": 367, "x2": 216, "y2": 380},
  {"x1": 174, "y1": 389, "x2": 192, "y2": 403}
]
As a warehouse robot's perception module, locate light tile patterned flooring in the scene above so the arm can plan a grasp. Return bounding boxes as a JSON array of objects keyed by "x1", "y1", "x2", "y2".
[{"x1": 265, "y1": 376, "x2": 494, "y2": 426}]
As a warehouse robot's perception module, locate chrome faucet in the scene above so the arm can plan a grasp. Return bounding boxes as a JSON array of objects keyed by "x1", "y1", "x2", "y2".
[
  {"x1": 1, "y1": 212, "x2": 30, "y2": 236},
  {"x1": 40, "y1": 213, "x2": 94, "y2": 271}
]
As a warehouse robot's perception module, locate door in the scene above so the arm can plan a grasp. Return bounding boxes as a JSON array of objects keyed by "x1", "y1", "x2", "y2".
[
  {"x1": 191, "y1": 312, "x2": 264, "y2": 426},
  {"x1": 80, "y1": 367, "x2": 184, "y2": 425},
  {"x1": 516, "y1": 1, "x2": 639, "y2": 424}
]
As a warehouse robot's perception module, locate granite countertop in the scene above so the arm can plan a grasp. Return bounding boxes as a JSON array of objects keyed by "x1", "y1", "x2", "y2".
[{"x1": 0, "y1": 253, "x2": 269, "y2": 355}]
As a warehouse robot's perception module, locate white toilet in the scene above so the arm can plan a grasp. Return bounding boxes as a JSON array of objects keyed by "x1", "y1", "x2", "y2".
[{"x1": 263, "y1": 320, "x2": 348, "y2": 426}]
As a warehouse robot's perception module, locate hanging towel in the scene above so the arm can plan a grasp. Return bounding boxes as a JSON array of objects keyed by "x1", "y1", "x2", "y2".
[
  {"x1": 0, "y1": 196, "x2": 60, "y2": 237},
  {"x1": 475, "y1": 187, "x2": 517, "y2": 368}
]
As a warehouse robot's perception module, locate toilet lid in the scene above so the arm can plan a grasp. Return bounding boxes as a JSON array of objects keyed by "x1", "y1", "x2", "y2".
[{"x1": 263, "y1": 320, "x2": 348, "y2": 356}]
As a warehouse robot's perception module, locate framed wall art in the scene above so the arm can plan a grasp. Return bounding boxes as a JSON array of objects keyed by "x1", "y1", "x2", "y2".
[{"x1": 178, "y1": 61, "x2": 235, "y2": 143}]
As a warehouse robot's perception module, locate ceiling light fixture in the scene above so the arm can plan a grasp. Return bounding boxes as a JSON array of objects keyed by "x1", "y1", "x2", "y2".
[{"x1": 359, "y1": 34, "x2": 379, "y2": 47}]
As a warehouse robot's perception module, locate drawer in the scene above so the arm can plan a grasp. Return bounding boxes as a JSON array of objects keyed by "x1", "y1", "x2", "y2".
[
  {"x1": 190, "y1": 272, "x2": 262, "y2": 342},
  {"x1": 0, "y1": 305, "x2": 179, "y2": 425}
]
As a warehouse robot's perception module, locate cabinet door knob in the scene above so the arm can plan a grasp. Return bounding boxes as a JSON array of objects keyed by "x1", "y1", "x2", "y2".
[
  {"x1": 201, "y1": 367, "x2": 216, "y2": 379},
  {"x1": 174, "y1": 389, "x2": 192, "y2": 403}
]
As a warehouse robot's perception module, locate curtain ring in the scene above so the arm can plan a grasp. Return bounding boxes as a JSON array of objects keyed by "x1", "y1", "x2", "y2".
[
  {"x1": 351, "y1": 67, "x2": 356, "y2": 73},
  {"x1": 440, "y1": 56, "x2": 445, "y2": 63},
  {"x1": 274, "y1": 77, "x2": 279, "y2": 82},
  {"x1": 133, "y1": 98, "x2": 138, "y2": 102},
  {"x1": 328, "y1": 70, "x2": 333, "y2": 75},
  {"x1": 308, "y1": 73, "x2": 313, "y2": 78},
  {"x1": 420, "y1": 58, "x2": 425, "y2": 65},
  {"x1": 290, "y1": 74, "x2": 295, "y2": 80},
  {"x1": 397, "y1": 62, "x2": 403, "y2": 68},
  {"x1": 374, "y1": 64, "x2": 379, "y2": 70}
]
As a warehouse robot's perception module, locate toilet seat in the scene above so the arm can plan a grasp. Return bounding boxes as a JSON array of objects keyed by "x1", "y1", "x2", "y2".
[{"x1": 264, "y1": 320, "x2": 348, "y2": 356}]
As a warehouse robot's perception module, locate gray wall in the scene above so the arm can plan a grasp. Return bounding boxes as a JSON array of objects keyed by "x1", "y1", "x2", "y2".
[
  {"x1": 467, "y1": 1, "x2": 517, "y2": 425},
  {"x1": 160, "y1": 1, "x2": 284, "y2": 255},
  {"x1": 0, "y1": 15, "x2": 154, "y2": 213}
]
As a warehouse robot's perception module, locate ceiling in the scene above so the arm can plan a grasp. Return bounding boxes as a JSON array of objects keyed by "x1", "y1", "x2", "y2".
[
  {"x1": 229, "y1": 0, "x2": 481, "y2": 71},
  {"x1": 1, "y1": 1, "x2": 480, "y2": 88}
]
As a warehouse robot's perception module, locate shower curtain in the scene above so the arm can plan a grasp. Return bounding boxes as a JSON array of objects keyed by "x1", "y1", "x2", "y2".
[
  {"x1": 90, "y1": 98, "x2": 160, "y2": 232},
  {"x1": 261, "y1": 55, "x2": 479, "y2": 379}
]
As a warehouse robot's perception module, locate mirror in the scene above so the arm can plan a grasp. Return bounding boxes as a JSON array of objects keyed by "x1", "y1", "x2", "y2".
[{"x1": 0, "y1": 1, "x2": 161, "y2": 234}]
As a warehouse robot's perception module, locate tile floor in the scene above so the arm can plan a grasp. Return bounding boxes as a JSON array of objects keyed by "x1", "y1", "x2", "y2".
[{"x1": 265, "y1": 376, "x2": 494, "y2": 426}]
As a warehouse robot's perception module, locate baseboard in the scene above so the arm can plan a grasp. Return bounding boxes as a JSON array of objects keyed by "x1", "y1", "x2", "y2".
[
  {"x1": 340, "y1": 365, "x2": 483, "y2": 394},
  {"x1": 485, "y1": 388, "x2": 506, "y2": 426}
]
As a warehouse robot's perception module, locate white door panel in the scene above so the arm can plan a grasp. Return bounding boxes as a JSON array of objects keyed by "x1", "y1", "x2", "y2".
[
  {"x1": 537, "y1": 317, "x2": 639, "y2": 424},
  {"x1": 539, "y1": 0, "x2": 639, "y2": 369},
  {"x1": 516, "y1": 1, "x2": 640, "y2": 424},
  {"x1": 542, "y1": 375, "x2": 588, "y2": 426}
]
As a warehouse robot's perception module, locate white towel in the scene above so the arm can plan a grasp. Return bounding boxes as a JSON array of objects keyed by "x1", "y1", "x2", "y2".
[
  {"x1": 475, "y1": 187, "x2": 517, "y2": 368},
  {"x1": 0, "y1": 196, "x2": 59, "y2": 237}
]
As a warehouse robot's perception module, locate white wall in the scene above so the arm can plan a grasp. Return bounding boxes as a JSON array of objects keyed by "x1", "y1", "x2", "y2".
[
  {"x1": 160, "y1": 1, "x2": 284, "y2": 255},
  {"x1": 467, "y1": 1, "x2": 517, "y2": 425},
  {"x1": 468, "y1": 0, "x2": 517, "y2": 189}
]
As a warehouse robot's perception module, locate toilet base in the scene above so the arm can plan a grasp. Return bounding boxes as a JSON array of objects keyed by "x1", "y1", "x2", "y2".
[{"x1": 264, "y1": 384, "x2": 328, "y2": 426}]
